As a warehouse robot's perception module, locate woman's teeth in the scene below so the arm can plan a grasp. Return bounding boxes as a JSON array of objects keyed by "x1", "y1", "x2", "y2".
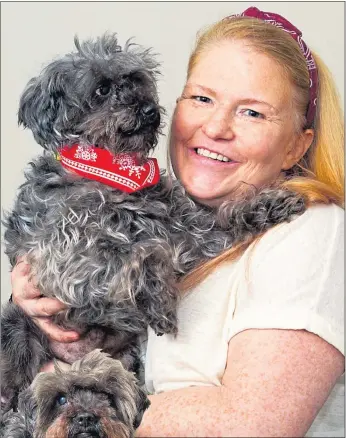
[{"x1": 196, "y1": 148, "x2": 230, "y2": 162}]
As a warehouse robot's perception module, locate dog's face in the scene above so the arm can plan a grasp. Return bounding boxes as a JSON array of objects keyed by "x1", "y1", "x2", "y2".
[
  {"x1": 30, "y1": 350, "x2": 150, "y2": 438},
  {"x1": 38, "y1": 388, "x2": 130, "y2": 438},
  {"x1": 18, "y1": 34, "x2": 163, "y2": 159}
]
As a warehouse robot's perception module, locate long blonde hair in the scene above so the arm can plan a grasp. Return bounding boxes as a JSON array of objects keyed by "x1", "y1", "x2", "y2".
[{"x1": 178, "y1": 16, "x2": 344, "y2": 292}]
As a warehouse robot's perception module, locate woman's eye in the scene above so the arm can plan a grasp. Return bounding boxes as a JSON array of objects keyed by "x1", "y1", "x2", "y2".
[
  {"x1": 57, "y1": 395, "x2": 67, "y2": 406},
  {"x1": 192, "y1": 95, "x2": 212, "y2": 104},
  {"x1": 96, "y1": 83, "x2": 111, "y2": 96},
  {"x1": 242, "y1": 109, "x2": 263, "y2": 118}
]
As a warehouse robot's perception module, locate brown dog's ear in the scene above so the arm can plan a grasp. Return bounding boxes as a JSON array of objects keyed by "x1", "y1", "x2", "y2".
[{"x1": 133, "y1": 387, "x2": 150, "y2": 430}]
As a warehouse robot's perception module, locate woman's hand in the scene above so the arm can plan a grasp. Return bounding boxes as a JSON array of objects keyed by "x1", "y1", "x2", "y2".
[{"x1": 11, "y1": 258, "x2": 80, "y2": 343}]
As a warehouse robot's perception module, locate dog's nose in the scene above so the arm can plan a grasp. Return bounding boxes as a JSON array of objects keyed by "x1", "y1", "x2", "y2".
[
  {"x1": 75, "y1": 412, "x2": 99, "y2": 427},
  {"x1": 141, "y1": 103, "x2": 157, "y2": 116},
  {"x1": 140, "y1": 103, "x2": 160, "y2": 124}
]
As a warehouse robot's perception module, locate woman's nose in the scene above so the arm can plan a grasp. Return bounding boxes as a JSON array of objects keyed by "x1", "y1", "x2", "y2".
[{"x1": 201, "y1": 107, "x2": 235, "y2": 140}]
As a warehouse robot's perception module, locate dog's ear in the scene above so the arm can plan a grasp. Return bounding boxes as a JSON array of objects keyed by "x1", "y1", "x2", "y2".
[
  {"x1": 18, "y1": 70, "x2": 66, "y2": 149},
  {"x1": 17, "y1": 384, "x2": 38, "y2": 422},
  {"x1": 133, "y1": 387, "x2": 150, "y2": 430}
]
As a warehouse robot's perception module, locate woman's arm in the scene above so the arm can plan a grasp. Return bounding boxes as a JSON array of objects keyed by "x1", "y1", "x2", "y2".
[
  {"x1": 11, "y1": 259, "x2": 79, "y2": 342},
  {"x1": 137, "y1": 328, "x2": 344, "y2": 437}
]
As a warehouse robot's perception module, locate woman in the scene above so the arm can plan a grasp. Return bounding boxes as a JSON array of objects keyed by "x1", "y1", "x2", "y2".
[{"x1": 11, "y1": 8, "x2": 344, "y2": 437}]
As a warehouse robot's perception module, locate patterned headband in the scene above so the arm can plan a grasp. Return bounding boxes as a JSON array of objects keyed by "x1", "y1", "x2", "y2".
[{"x1": 225, "y1": 7, "x2": 318, "y2": 128}]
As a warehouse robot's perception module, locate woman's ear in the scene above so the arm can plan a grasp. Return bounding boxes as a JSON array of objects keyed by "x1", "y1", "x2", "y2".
[{"x1": 281, "y1": 129, "x2": 314, "y2": 170}]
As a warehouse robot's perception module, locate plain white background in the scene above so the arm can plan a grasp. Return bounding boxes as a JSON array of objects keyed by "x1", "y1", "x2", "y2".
[{"x1": 1, "y1": 1, "x2": 344, "y2": 302}]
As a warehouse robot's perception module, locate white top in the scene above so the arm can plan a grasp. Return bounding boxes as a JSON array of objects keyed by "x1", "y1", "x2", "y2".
[{"x1": 144, "y1": 204, "x2": 344, "y2": 437}]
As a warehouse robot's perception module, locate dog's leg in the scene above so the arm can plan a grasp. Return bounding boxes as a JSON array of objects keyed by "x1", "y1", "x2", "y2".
[
  {"x1": 1, "y1": 303, "x2": 52, "y2": 412},
  {"x1": 0, "y1": 410, "x2": 32, "y2": 438},
  {"x1": 116, "y1": 239, "x2": 179, "y2": 336},
  {"x1": 0, "y1": 386, "x2": 36, "y2": 438},
  {"x1": 168, "y1": 185, "x2": 306, "y2": 276},
  {"x1": 216, "y1": 187, "x2": 306, "y2": 241}
]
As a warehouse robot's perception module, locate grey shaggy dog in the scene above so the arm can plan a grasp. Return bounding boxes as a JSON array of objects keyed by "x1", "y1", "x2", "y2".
[
  {"x1": 1, "y1": 33, "x2": 306, "y2": 414},
  {"x1": 0, "y1": 349, "x2": 149, "y2": 438}
]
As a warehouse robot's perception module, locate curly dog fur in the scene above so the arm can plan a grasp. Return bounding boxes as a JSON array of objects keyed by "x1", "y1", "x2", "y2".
[{"x1": 1, "y1": 33, "x2": 306, "y2": 414}]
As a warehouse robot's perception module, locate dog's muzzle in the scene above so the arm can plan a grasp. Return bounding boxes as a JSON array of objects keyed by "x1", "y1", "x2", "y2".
[
  {"x1": 71, "y1": 412, "x2": 101, "y2": 437},
  {"x1": 140, "y1": 102, "x2": 160, "y2": 127},
  {"x1": 120, "y1": 102, "x2": 160, "y2": 136}
]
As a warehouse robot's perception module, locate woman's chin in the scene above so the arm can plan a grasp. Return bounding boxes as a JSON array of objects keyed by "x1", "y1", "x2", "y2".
[
  {"x1": 172, "y1": 151, "x2": 244, "y2": 206},
  {"x1": 182, "y1": 180, "x2": 229, "y2": 207}
]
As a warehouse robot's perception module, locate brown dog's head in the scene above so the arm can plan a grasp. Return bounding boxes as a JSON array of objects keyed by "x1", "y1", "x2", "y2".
[{"x1": 31, "y1": 350, "x2": 150, "y2": 438}]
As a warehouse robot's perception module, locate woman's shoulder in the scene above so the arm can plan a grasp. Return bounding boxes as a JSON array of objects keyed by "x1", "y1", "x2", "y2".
[
  {"x1": 235, "y1": 202, "x2": 344, "y2": 279},
  {"x1": 282, "y1": 202, "x2": 343, "y2": 230},
  {"x1": 196, "y1": 203, "x2": 344, "y2": 286},
  {"x1": 231, "y1": 203, "x2": 344, "y2": 354},
  {"x1": 254, "y1": 202, "x2": 343, "y2": 251},
  {"x1": 298, "y1": 202, "x2": 344, "y2": 225}
]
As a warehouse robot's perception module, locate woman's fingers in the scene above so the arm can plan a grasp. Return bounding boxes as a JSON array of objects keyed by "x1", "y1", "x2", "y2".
[
  {"x1": 23, "y1": 296, "x2": 67, "y2": 318},
  {"x1": 11, "y1": 258, "x2": 68, "y2": 316},
  {"x1": 33, "y1": 317, "x2": 80, "y2": 343},
  {"x1": 11, "y1": 260, "x2": 41, "y2": 302},
  {"x1": 11, "y1": 257, "x2": 79, "y2": 342}
]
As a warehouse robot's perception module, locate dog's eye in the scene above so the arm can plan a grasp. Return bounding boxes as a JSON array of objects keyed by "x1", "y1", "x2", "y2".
[
  {"x1": 96, "y1": 83, "x2": 111, "y2": 96},
  {"x1": 57, "y1": 395, "x2": 68, "y2": 406},
  {"x1": 128, "y1": 72, "x2": 144, "y2": 85}
]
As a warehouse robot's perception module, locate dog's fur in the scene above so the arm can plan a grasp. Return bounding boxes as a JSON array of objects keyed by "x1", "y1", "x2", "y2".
[
  {"x1": 0, "y1": 350, "x2": 149, "y2": 438},
  {"x1": 1, "y1": 33, "x2": 306, "y2": 413}
]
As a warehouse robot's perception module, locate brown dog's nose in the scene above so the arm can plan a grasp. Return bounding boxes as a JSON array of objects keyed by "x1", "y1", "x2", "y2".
[{"x1": 75, "y1": 412, "x2": 99, "y2": 427}]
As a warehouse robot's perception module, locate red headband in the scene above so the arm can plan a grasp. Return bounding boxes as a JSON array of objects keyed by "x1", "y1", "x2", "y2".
[{"x1": 226, "y1": 7, "x2": 318, "y2": 128}]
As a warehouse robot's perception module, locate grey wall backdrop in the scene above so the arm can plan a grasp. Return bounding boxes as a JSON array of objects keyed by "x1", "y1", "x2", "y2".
[{"x1": 1, "y1": 1, "x2": 344, "y2": 303}]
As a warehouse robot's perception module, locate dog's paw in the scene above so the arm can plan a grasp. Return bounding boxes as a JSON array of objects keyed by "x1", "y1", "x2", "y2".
[
  {"x1": 150, "y1": 315, "x2": 178, "y2": 337},
  {"x1": 258, "y1": 189, "x2": 306, "y2": 225}
]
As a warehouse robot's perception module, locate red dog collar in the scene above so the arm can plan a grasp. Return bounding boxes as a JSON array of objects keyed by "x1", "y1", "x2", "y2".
[{"x1": 58, "y1": 144, "x2": 160, "y2": 193}]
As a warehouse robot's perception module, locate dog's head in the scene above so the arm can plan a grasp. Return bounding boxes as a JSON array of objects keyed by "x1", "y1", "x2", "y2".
[
  {"x1": 18, "y1": 33, "x2": 162, "y2": 159},
  {"x1": 30, "y1": 350, "x2": 150, "y2": 438}
]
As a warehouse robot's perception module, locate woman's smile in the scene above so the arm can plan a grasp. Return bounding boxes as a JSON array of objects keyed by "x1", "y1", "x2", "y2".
[{"x1": 188, "y1": 146, "x2": 241, "y2": 167}]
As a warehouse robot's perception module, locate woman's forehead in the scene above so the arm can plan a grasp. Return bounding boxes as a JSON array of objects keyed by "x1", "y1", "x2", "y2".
[
  {"x1": 190, "y1": 40, "x2": 285, "y2": 80},
  {"x1": 188, "y1": 40, "x2": 291, "y2": 106}
]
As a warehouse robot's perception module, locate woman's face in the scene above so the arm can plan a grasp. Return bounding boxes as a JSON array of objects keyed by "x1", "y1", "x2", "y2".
[{"x1": 170, "y1": 40, "x2": 313, "y2": 206}]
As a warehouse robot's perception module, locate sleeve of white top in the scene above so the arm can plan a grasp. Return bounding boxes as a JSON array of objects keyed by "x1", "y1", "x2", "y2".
[{"x1": 227, "y1": 204, "x2": 344, "y2": 355}]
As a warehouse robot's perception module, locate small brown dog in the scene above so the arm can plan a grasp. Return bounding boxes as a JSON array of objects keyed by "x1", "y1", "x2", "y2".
[{"x1": 0, "y1": 350, "x2": 150, "y2": 438}]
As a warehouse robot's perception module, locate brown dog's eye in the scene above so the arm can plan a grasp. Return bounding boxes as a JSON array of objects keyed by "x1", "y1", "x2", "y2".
[{"x1": 96, "y1": 83, "x2": 111, "y2": 96}]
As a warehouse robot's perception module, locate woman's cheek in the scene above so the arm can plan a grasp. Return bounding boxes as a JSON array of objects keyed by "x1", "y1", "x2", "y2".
[
  {"x1": 237, "y1": 128, "x2": 275, "y2": 163},
  {"x1": 172, "y1": 107, "x2": 191, "y2": 141},
  {"x1": 169, "y1": 125, "x2": 184, "y2": 177},
  {"x1": 175, "y1": 100, "x2": 205, "y2": 139}
]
